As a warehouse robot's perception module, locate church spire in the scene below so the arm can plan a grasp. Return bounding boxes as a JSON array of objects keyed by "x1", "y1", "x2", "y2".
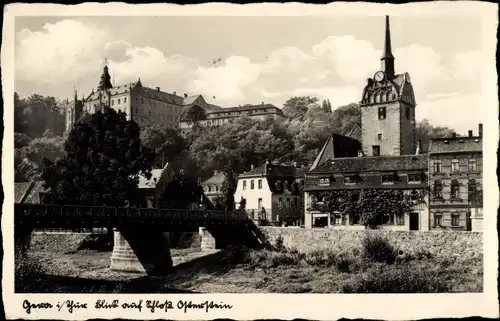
[
  {"x1": 98, "y1": 58, "x2": 113, "y2": 91},
  {"x1": 380, "y1": 15, "x2": 395, "y2": 79}
]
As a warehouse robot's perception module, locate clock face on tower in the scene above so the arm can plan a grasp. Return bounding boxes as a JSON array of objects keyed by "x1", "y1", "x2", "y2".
[{"x1": 374, "y1": 71, "x2": 385, "y2": 82}]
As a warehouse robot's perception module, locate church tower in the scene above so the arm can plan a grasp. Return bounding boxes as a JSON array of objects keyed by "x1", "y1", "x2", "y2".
[
  {"x1": 97, "y1": 59, "x2": 113, "y2": 112},
  {"x1": 360, "y1": 16, "x2": 417, "y2": 156}
]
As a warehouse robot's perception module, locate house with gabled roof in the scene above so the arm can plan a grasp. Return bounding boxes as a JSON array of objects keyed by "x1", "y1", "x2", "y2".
[{"x1": 234, "y1": 160, "x2": 307, "y2": 226}]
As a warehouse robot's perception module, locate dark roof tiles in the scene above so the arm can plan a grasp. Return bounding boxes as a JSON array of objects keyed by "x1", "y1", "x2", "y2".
[
  {"x1": 429, "y1": 137, "x2": 482, "y2": 154},
  {"x1": 310, "y1": 154, "x2": 428, "y2": 174}
]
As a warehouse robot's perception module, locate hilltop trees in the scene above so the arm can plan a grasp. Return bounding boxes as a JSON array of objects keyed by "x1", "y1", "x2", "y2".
[
  {"x1": 282, "y1": 96, "x2": 319, "y2": 121},
  {"x1": 42, "y1": 108, "x2": 155, "y2": 207}
]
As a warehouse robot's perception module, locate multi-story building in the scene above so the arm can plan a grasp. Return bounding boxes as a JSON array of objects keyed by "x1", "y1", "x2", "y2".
[
  {"x1": 428, "y1": 125, "x2": 483, "y2": 231},
  {"x1": 233, "y1": 161, "x2": 307, "y2": 226},
  {"x1": 179, "y1": 103, "x2": 285, "y2": 132},
  {"x1": 303, "y1": 15, "x2": 431, "y2": 230},
  {"x1": 65, "y1": 63, "x2": 222, "y2": 131}
]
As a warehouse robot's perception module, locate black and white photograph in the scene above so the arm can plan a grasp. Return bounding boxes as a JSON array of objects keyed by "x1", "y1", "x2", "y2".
[{"x1": 2, "y1": 2, "x2": 499, "y2": 320}]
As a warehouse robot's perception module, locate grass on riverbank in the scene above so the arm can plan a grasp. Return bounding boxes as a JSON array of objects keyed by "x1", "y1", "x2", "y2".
[{"x1": 15, "y1": 234, "x2": 483, "y2": 293}]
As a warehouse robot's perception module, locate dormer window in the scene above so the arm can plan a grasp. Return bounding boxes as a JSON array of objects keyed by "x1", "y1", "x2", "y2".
[
  {"x1": 344, "y1": 175, "x2": 357, "y2": 184},
  {"x1": 381, "y1": 174, "x2": 394, "y2": 184},
  {"x1": 318, "y1": 177, "x2": 331, "y2": 186},
  {"x1": 408, "y1": 174, "x2": 421, "y2": 184}
]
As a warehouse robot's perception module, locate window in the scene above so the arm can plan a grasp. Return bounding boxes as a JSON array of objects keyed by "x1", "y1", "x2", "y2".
[
  {"x1": 468, "y1": 159, "x2": 477, "y2": 172},
  {"x1": 450, "y1": 179, "x2": 460, "y2": 199},
  {"x1": 408, "y1": 174, "x2": 421, "y2": 183},
  {"x1": 350, "y1": 213, "x2": 361, "y2": 225},
  {"x1": 372, "y1": 145, "x2": 380, "y2": 156},
  {"x1": 451, "y1": 159, "x2": 460, "y2": 173},
  {"x1": 381, "y1": 212, "x2": 393, "y2": 225},
  {"x1": 258, "y1": 179, "x2": 262, "y2": 189},
  {"x1": 433, "y1": 160, "x2": 442, "y2": 173},
  {"x1": 395, "y1": 213, "x2": 405, "y2": 225},
  {"x1": 278, "y1": 197, "x2": 283, "y2": 209},
  {"x1": 382, "y1": 174, "x2": 394, "y2": 184},
  {"x1": 318, "y1": 177, "x2": 330, "y2": 186},
  {"x1": 294, "y1": 198, "x2": 298, "y2": 208},
  {"x1": 405, "y1": 106, "x2": 410, "y2": 120},
  {"x1": 378, "y1": 107, "x2": 386, "y2": 120},
  {"x1": 451, "y1": 213, "x2": 460, "y2": 227},
  {"x1": 215, "y1": 186, "x2": 219, "y2": 192},
  {"x1": 344, "y1": 175, "x2": 356, "y2": 184},
  {"x1": 377, "y1": 133, "x2": 382, "y2": 141},
  {"x1": 111, "y1": 99, "x2": 115, "y2": 106},
  {"x1": 117, "y1": 98, "x2": 121, "y2": 104},
  {"x1": 434, "y1": 213, "x2": 442, "y2": 227},
  {"x1": 333, "y1": 214, "x2": 344, "y2": 225},
  {"x1": 433, "y1": 180, "x2": 443, "y2": 198},
  {"x1": 258, "y1": 198, "x2": 262, "y2": 210},
  {"x1": 250, "y1": 180, "x2": 255, "y2": 190},
  {"x1": 468, "y1": 179, "x2": 477, "y2": 202},
  {"x1": 207, "y1": 186, "x2": 212, "y2": 192},
  {"x1": 124, "y1": 97, "x2": 127, "y2": 103},
  {"x1": 242, "y1": 180, "x2": 247, "y2": 190},
  {"x1": 286, "y1": 198, "x2": 291, "y2": 208}
]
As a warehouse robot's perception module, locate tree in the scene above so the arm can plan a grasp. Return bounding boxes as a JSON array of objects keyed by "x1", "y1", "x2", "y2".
[
  {"x1": 15, "y1": 93, "x2": 65, "y2": 137},
  {"x1": 416, "y1": 119, "x2": 456, "y2": 153},
  {"x1": 314, "y1": 189, "x2": 425, "y2": 228},
  {"x1": 239, "y1": 197, "x2": 247, "y2": 211},
  {"x1": 158, "y1": 173, "x2": 204, "y2": 209},
  {"x1": 141, "y1": 124, "x2": 188, "y2": 167},
  {"x1": 15, "y1": 136, "x2": 65, "y2": 182},
  {"x1": 181, "y1": 105, "x2": 207, "y2": 127},
  {"x1": 321, "y1": 99, "x2": 332, "y2": 113},
  {"x1": 331, "y1": 103, "x2": 361, "y2": 135},
  {"x1": 282, "y1": 96, "x2": 319, "y2": 120},
  {"x1": 42, "y1": 108, "x2": 155, "y2": 207},
  {"x1": 220, "y1": 169, "x2": 237, "y2": 210}
]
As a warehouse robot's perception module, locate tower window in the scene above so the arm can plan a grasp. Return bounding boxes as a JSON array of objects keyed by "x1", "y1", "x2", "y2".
[
  {"x1": 378, "y1": 107, "x2": 386, "y2": 120},
  {"x1": 377, "y1": 133, "x2": 382, "y2": 141},
  {"x1": 372, "y1": 145, "x2": 380, "y2": 156},
  {"x1": 405, "y1": 106, "x2": 410, "y2": 120}
]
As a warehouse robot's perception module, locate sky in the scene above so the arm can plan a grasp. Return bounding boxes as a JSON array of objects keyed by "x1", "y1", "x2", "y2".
[{"x1": 14, "y1": 15, "x2": 484, "y2": 133}]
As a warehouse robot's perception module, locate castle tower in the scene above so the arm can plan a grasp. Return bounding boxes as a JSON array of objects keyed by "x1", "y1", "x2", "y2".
[
  {"x1": 97, "y1": 59, "x2": 113, "y2": 112},
  {"x1": 359, "y1": 15, "x2": 417, "y2": 156}
]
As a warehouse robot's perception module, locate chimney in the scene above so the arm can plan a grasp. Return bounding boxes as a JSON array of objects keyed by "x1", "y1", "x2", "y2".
[
  {"x1": 357, "y1": 150, "x2": 363, "y2": 157},
  {"x1": 184, "y1": 93, "x2": 188, "y2": 98},
  {"x1": 173, "y1": 91, "x2": 176, "y2": 95},
  {"x1": 262, "y1": 102, "x2": 264, "y2": 105},
  {"x1": 451, "y1": 133, "x2": 457, "y2": 138},
  {"x1": 468, "y1": 130, "x2": 473, "y2": 137},
  {"x1": 478, "y1": 123, "x2": 483, "y2": 137},
  {"x1": 250, "y1": 164, "x2": 254, "y2": 171},
  {"x1": 156, "y1": 87, "x2": 160, "y2": 91}
]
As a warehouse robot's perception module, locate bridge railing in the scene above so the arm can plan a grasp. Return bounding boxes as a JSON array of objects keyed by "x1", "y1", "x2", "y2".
[{"x1": 15, "y1": 204, "x2": 253, "y2": 222}]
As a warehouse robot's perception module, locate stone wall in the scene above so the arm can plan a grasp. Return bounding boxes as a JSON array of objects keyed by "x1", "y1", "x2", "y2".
[{"x1": 260, "y1": 227, "x2": 483, "y2": 258}]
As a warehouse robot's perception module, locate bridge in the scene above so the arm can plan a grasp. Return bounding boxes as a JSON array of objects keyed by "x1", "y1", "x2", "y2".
[{"x1": 15, "y1": 204, "x2": 267, "y2": 275}]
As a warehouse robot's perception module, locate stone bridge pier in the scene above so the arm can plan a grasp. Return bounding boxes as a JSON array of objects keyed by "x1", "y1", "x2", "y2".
[{"x1": 110, "y1": 227, "x2": 172, "y2": 275}]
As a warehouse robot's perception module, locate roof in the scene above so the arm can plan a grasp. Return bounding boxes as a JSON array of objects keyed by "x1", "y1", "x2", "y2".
[
  {"x1": 310, "y1": 154, "x2": 428, "y2": 174},
  {"x1": 309, "y1": 133, "x2": 362, "y2": 171},
  {"x1": 202, "y1": 171, "x2": 226, "y2": 186},
  {"x1": 15, "y1": 181, "x2": 46, "y2": 204},
  {"x1": 239, "y1": 163, "x2": 308, "y2": 179},
  {"x1": 360, "y1": 73, "x2": 414, "y2": 106},
  {"x1": 347, "y1": 122, "x2": 362, "y2": 141},
  {"x1": 428, "y1": 137, "x2": 482, "y2": 154},
  {"x1": 207, "y1": 103, "x2": 283, "y2": 115}
]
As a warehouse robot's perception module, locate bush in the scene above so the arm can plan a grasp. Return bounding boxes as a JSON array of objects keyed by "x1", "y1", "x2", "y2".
[
  {"x1": 273, "y1": 236, "x2": 286, "y2": 252},
  {"x1": 362, "y1": 234, "x2": 397, "y2": 264},
  {"x1": 342, "y1": 263, "x2": 451, "y2": 293},
  {"x1": 15, "y1": 254, "x2": 47, "y2": 292}
]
